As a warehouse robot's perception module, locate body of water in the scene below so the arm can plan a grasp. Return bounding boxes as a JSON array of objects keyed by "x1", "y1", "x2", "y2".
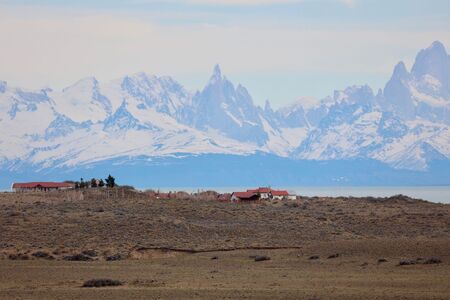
[{"x1": 151, "y1": 186, "x2": 450, "y2": 204}]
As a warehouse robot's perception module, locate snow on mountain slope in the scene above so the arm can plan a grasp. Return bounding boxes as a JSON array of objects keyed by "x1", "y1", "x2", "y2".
[
  {"x1": 0, "y1": 83, "x2": 57, "y2": 161},
  {"x1": 26, "y1": 117, "x2": 257, "y2": 169},
  {"x1": 49, "y1": 77, "x2": 112, "y2": 123},
  {"x1": 293, "y1": 92, "x2": 383, "y2": 161},
  {"x1": 114, "y1": 72, "x2": 191, "y2": 119},
  {"x1": 372, "y1": 119, "x2": 450, "y2": 170},
  {"x1": 382, "y1": 41, "x2": 450, "y2": 124},
  {"x1": 0, "y1": 41, "x2": 449, "y2": 172},
  {"x1": 187, "y1": 65, "x2": 269, "y2": 145}
]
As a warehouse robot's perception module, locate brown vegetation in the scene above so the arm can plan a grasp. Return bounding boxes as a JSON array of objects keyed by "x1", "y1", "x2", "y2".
[{"x1": 0, "y1": 189, "x2": 449, "y2": 299}]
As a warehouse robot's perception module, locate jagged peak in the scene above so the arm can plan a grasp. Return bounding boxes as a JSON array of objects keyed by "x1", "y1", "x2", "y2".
[
  {"x1": 411, "y1": 40, "x2": 449, "y2": 80},
  {"x1": 0, "y1": 80, "x2": 6, "y2": 93},
  {"x1": 392, "y1": 61, "x2": 410, "y2": 79},
  {"x1": 428, "y1": 40, "x2": 446, "y2": 53},
  {"x1": 213, "y1": 64, "x2": 221, "y2": 77},
  {"x1": 376, "y1": 88, "x2": 383, "y2": 98},
  {"x1": 418, "y1": 41, "x2": 448, "y2": 59},
  {"x1": 264, "y1": 99, "x2": 272, "y2": 112},
  {"x1": 208, "y1": 64, "x2": 224, "y2": 84}
]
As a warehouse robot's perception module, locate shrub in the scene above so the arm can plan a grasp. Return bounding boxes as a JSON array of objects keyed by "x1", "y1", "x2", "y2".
[
  {"x1": 423, "y1": 257, "x2": 441, "y2": 264},
  {"x1": 309, "y1": 255, "x2": 319, "y2": 260},
  {"x1": 8, "y1": 253, "x2": 29, "y2": 260},
  {"x1": 63, "y1": 254, "x2": 93, "y2": 261},
  {"x1": 327, "y1": 253, "x2": 340, "y2": 259},
  {"x1": 398, "y1": 259, "x2": 416, "y2": 266},
  {"x1": 82, "y1": 279, "x2": 123, "y2": 288},
  {"x1": 106, "y1": 253, "x2": 124, "y2": 261},
  {"x1": 254, "y1": 255, "x2": 271, "y2": 262},
  {"x1": 32, "y1": 251, "x2": 54, "y2": 260}
]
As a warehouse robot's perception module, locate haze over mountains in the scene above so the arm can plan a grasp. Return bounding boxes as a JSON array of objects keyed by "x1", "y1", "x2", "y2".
[{"x1": 1, "y1": 41, "x2": 449, "y2": 187}]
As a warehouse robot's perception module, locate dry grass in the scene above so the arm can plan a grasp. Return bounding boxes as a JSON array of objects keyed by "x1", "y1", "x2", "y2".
[{"x1": 0, "y1": 189, "x2": 449, "y2": 299}]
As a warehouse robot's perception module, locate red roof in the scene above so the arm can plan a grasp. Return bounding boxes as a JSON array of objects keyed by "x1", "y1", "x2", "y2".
[
  {"x1": 272, "y1": 190, "x2": 289, "y2": 196},
  {"x1": 12, "y1": 182, "x2": 73, "y2": 189},
  {"x1": 233, "y1": 192, "x2": 258, "y2": 199},
  {"x1": 247, "y1": 187, "x2": 271, "y2": 193}
]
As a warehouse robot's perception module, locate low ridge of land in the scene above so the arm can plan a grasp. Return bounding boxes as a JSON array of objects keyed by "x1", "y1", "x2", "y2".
[{"x1": 0, "y1": 189, "x2": 449, "y2": 299}]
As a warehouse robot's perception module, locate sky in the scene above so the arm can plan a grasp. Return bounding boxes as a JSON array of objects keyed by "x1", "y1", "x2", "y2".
[{"x1": 0, "y1": 0, "x2": 449, "y2": 108}]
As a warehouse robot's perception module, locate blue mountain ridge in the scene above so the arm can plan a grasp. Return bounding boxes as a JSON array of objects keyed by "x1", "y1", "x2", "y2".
[{"x1": 1, "y1": 153, "x2": 449, "y2": 190}]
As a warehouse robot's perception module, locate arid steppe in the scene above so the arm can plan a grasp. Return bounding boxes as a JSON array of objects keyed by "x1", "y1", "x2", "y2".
[{"x1": 0, "y1": 190, "x2": 449, "y2": 299}]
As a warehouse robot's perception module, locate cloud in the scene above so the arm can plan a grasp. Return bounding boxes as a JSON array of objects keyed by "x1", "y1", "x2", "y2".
[
  {"x1": 0, "y1": 3, "x2": 448, "y2": 99},
  {"x1": 133, "y1": 0, "x2": 355, "y2": 6}
]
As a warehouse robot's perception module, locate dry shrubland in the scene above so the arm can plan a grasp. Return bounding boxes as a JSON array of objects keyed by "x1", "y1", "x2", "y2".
[{"x1": 0, "y1": 189, "x2": 449, "y2": 259}]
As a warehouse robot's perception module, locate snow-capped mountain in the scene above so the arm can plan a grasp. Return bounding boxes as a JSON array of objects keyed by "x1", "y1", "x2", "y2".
[
  {"x1": 0, "y1": 41, "x2": 449, "y2": 174},
  {"x1": 185, "y1": 65, "x2": 269, "y2": 145},
  {"x1": 381, "y1": 41, "x2": 450, "y2": 124}
]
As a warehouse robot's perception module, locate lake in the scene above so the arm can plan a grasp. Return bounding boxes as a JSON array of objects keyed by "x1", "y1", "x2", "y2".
[{"x1": 151, "y1": 186, "x2": 450, "y2": 204}]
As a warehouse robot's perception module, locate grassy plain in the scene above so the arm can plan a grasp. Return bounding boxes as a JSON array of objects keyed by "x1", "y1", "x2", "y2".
[{"x1": 0, "y1": 190, "x2": 449, "y2": 299}]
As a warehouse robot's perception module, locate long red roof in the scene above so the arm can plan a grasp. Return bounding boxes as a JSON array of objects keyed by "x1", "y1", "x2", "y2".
[
  {"x1": 12, "y1": 182, "x2": 74, "y2": 189},
  {"x1": 233, "y1": 191, "x2": 257, "y2": 199},
  {"x1": 272, "y1": 190, "x2": 289, "y2": 196}
]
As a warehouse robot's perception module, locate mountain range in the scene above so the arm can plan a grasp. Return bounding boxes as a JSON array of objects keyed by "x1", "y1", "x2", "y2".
[{"x1": 1, "y1": 41, "x2": 449, "y2": 188}]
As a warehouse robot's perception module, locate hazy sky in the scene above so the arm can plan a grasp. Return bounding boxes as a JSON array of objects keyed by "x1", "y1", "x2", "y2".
[{"x1": 0, "y1": 0, "x2": 449, "y2": 107}]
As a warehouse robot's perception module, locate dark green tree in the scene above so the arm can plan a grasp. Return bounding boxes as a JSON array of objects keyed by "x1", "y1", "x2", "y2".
[
  {"x1": 74, "y1": 181, "x2": 80, "y2": 189},
  {"x1": 98, "y1": 179, "x2": 105, "y2": 187},
  {"x1": 105, "y1": 174, "x2": 115, "y2": 188},
  {"x1": 90, "y1": 178, "x2": 98, "y2": 188},
  {"x1": 79, "y1": 178, "x2": 85, "y2": 189}
]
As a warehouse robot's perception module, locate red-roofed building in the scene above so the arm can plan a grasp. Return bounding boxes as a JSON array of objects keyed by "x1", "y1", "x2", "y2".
[
  {"x1": 230, "y1": 187, "x2": 295, "y2": 202},
  {"x1": 271, "y1": 190, "x2": 290, "y2": 200},
  {"x1": 12, "y1": 182, "x2": 74, "y2": 192},
  {"x1": 246, "y1": 187, "x2": 272, "y2": 199},
  {"x1": 230, "y1": 191, "x2": 259, "y2": 202}
]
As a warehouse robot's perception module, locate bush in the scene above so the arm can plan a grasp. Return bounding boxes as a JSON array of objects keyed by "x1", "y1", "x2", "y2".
[
  {"x1": 32, "y1": 251, "x2": 54, "y2": 260},
  {"x1": 63, "y1": 254, "x2": 93, "y2": 261},
  {"x1": 309, "y1": 255, "x2": 319, "y2": 260},
  {"x1": 423, "y1": 257, "x2": 441, "y2": 264},
  {"x1": 327, "y1": 253, "x2": 340, "y2": 259},
  {"x1": 82, "y1": 279, "x2": 123, "y2": 288},
  {"x1": 398, "y1": 259, "x2": 416, "y2": 266},
  {"x1": 8, "y1": 253, "x2": 29, "y2": 260},
  {"x1": 254, "y1": 255, "x2": 271, "y2": 262},
  {"x1": 106, "y1": 253, "x2": 124, "y2": 261}
]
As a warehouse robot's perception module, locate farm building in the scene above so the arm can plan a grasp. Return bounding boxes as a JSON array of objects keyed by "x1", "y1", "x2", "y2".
[
  {"x1": 230, "y1": 191, "x2": 260, "y2": 202},
  {"x1": 11, "y1": 182, "x2": 74, "y2": 192},
  {"x1": 271, "y1": 190, "x2": 290, "y2": 200},
  {"x1": 247, "y1": 187, "x2": 271, "y2": 199},
  {"x1": 231, "y1": 187, "x2": 296, "y2": 202}
]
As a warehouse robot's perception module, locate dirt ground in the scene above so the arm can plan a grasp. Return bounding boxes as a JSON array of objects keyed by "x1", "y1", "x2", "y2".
[{"x1": 0, "y1": 190, "x2": 449, "y2": 299}]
